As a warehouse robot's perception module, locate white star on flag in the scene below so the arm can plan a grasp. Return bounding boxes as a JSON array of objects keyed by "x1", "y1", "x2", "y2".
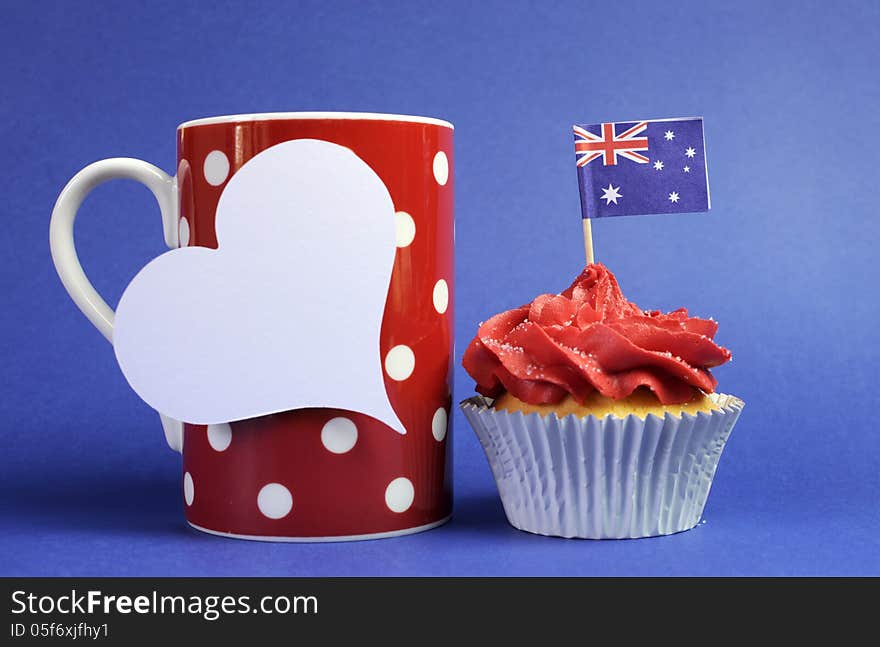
[
  {"x1": 685, "y1": 147, "x2": 696, "y2": 158},
  {"x1": 600, "y1": 184, "x2": 622, "y2": 205},
  {"x1": 668, "y1": 191, "x2": 680, "y2": 203},
  {"x1": 664, "y1": 130, "x2": 675, "y2": 140},
  {"x1": 653, "y1": 160, "x2": 664, "y2": 170},
  {"x1": 683, "y1": 165, "x2": 690, "y2": 173}
]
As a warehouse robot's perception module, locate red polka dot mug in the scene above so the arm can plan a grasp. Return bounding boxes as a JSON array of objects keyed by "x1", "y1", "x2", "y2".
[{"x1": 49, "y1": 112, "x2": 454, "y2": 541}]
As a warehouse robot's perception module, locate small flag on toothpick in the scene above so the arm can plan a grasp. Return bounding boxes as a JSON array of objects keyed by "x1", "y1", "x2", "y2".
[{"x1": 574, "y1": 117, "x2": 710, "y2": 219}]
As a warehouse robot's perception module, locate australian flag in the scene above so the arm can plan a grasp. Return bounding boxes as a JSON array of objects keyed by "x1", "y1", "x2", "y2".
[{"x1": 574, "y1": 117, "x2": 710, "y2": 219}]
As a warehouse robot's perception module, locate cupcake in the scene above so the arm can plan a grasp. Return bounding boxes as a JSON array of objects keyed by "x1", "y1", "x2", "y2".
[{"x1": 461, "y1": 263, "x2": 743, "y2": 539}]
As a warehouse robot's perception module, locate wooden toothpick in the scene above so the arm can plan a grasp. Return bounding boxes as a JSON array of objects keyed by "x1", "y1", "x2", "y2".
[{"x1": 582, "y1": 218, "x2": 595, "y2": 265}]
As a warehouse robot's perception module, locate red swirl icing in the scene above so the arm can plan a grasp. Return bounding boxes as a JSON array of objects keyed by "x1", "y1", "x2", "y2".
[{"x1": 462, "y1": 264, "x2": 732, "y2": 405}]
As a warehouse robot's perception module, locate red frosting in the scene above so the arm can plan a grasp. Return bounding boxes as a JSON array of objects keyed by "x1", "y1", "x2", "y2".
[{"x1": 462, "y1": 264, "x2": 732, "y2": 405}]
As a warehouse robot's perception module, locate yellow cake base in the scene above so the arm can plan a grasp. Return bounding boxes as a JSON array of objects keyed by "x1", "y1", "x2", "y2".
[{"x1": 493, "y1": 388, "x2": 719, "y2": 420}]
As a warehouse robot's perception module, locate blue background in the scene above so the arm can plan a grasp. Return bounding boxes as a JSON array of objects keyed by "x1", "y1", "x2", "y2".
[{"x1": 1, "y1": 0, "x2": 877, "y2": 576}]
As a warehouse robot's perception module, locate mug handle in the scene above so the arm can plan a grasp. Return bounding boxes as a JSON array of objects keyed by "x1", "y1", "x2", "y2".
[{"x1": 49, "y1": 158, "x2": 184, "y2": 452}]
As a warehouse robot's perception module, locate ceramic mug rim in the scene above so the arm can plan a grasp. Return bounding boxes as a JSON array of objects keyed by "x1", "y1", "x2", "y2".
[{"x1": 178, "y1": 111, "x2": 454, "y2": 131}]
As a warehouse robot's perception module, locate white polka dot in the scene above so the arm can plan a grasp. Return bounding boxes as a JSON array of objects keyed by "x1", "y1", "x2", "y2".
[
  {"x1": 384, "y1": 345, "x2": 415, "y2": 381},
  {"x1": 206, "y1": 423, "x2": 232, "y2": 451},
  {"x1": 432, "y1": 407, "x2": 448, "y2": 442},
  {"x1": 183, "y1": 472, "x2": 194, "y2": 506},
  {"x1": 432, "y1": 279, "x2": 449, "y2": 314},
  {"x1": 257, "y1": 483, "x2": 293, "y2": 519},
  {"x1": 321, "y1": 417, "x2": 358, "y2": 454},
  {"x1": 203, "y1": 150, "x2": 230, "y2": 186},
  {"x1": 395, "y1": 211, "x2": 416, "y2": 248},
  {"x1": 178, "y1": 216, "x2": 190, "y2": 247},
  {"x1": 385, "y1": 477, "x2": 414, "y2": 513},
  {"x1": 433, "y1": 151, "x2": 449, "y2": 186}
]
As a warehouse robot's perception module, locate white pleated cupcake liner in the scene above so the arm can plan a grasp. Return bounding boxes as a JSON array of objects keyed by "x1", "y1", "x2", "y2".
[{"x1": 461, "y1": 393, "x2": 744, "y2": 539}]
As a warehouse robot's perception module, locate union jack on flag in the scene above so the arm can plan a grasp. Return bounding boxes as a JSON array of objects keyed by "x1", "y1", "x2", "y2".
[
  {"x1": 574, "y1": 117, "x2": 710, "y2": 219},
  {"x1": 574, "y1": 121, "x2": 649, "y2": 167}
]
